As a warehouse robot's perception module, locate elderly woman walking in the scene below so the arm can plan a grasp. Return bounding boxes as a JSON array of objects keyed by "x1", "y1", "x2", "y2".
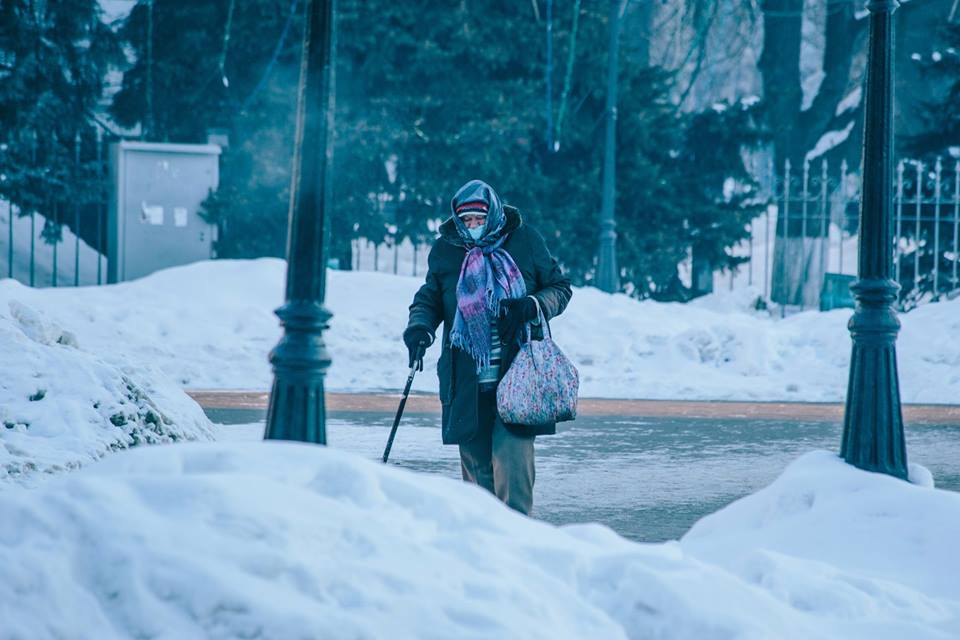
[{"x1": 403, "y1": 179, "x2": 572, "y2": 515}]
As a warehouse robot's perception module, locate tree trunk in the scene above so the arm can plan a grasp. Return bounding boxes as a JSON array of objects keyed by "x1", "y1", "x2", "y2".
[{"x1": 760, "y1": 0, "x2": 867, "y2": 305}]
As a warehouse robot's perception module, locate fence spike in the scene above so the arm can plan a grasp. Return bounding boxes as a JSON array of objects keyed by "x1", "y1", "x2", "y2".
[
  {"x1": 799, "y1": 159, "x2": 810, "y2": 310},
  {"x1": 915, "y1": 161, "x2": 924, "y2": 296},
  {"x1": 895, "y1": 159, "x2": 905, "y2": 287},
  {"x1": 819, "y1": 157, "x2": 828, "y2": 285},
  {"x1": 74, "y1": 132, "x2": 81, "y2": 287},
  {"x1": 933, "y1": 157, "x2": 943, "y2": 295},
  {"x1": 767, "y1": 151, "x2": 775, "y2": 198},
  {"x1": 839, "y1": 159, "x2": 849, "y2": 274},
  {"x1": 953, "y1": 160, "x2": 960, "y2": 292},
  {"x1": 783, "y1": 159, "x2": 793, "y2": 316}
]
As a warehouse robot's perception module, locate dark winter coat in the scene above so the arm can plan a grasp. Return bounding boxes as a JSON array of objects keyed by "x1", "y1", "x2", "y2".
[{"x1": 406, "y1": 206, "x2": 573, "y2": 444}]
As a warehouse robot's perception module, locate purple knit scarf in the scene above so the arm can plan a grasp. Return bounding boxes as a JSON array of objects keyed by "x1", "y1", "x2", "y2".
[{"x1": 450, "y1": 235, "x2": 526, "y2": 371}]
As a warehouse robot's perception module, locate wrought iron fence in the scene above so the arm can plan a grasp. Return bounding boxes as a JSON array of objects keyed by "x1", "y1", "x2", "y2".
[
  {"x1": 726, "y1": 156, "x2": 960, "y2": 312},
  {"x1": 1, "y1": 128, "x2": 110, "y2": 288},
  {"x1": 351, "y1": 236, "x2": 430, "y2": 277}
]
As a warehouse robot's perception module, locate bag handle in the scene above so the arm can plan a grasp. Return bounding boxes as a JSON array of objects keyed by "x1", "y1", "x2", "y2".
[{"x1": 522, "y1": 295, "x2": 551, "y2": 343}]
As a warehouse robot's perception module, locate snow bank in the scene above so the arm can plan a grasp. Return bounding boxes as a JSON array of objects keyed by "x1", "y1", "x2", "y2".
[
  {"x1": 683, "y1": 452, "x2": 960, "y2": 603},
  {"x1": 3, "y1": 258, "x2": 958, "y2": 402},
  {"x1": 0, "y1": 292, "x2": 213, "y2": 484},
  {"x1": 0, "y1": 443, "x2": 957, "y2": 639}
]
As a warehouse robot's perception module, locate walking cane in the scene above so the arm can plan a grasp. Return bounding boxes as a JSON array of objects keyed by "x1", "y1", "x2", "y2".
[{"x1": 382, "y1": 341, "x2": 425, "y2": 463}]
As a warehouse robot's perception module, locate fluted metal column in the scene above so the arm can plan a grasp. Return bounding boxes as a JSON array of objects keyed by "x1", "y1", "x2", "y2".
[
  {"x1": 840, "y1": 0, "x2": 907, "y2": 478},
  {"x1": 265, "y1": 0, "x2": 333, "y2": 444}
]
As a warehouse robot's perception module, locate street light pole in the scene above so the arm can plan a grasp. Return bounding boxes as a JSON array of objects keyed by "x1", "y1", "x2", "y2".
[
  {"x1": 264, "y1": 0, "x2": 333, "y2": 444},
  {"x1": 840, "y1": 0, "x2": 907, "y2": 478},
  {"x1": 596, "y1": 0, "x2": 627, "y2": 294}
]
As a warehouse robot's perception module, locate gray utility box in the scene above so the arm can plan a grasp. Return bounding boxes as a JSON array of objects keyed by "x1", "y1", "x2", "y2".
[{"x1": 108, "y1": 141, "x2": 221, "y2": 283}]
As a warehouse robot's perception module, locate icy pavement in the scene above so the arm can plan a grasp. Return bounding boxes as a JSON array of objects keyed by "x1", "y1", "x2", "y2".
[{"x1": 217, "y1": 414, "x2": 960, "y2": 543}]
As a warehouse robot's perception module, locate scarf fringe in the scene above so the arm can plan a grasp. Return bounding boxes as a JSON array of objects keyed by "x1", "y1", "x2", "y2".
[{"x1": 450, "y1": 328, "x2": 492, "y2": 373}]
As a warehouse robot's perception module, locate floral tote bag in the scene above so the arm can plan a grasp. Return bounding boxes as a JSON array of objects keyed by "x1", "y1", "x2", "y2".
[{"x1": 496, "y1": 308, "x2": 579, "y2": 426}]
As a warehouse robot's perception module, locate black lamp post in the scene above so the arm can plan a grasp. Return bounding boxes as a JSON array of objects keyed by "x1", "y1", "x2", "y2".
[
  {"x1": 840, "y1": 0, "x2": 907, "y2": 478},
  {"x1": 264, "y1": 0, "x2": 333, "y2": 444},
  {"x1": 596, "y1": 0, "x2": 627, "y2": 294}
]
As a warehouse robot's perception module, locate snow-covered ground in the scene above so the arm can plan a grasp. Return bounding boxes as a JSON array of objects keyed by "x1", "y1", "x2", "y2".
[
  {"x1": 2, "y1": 257, "x2": 957, "y2": 403},
  {"x1": 0, "y1": 293, "x2": 213, "y2": 484},
  {"x1": 1, "y1": 442, "x2": 957, "y2": 639},
  {"x1": 2, "y1": 256, "x2": 958, "y2": 638}
]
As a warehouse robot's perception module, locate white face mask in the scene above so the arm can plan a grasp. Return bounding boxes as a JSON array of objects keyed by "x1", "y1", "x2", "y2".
[{"x1": 467, "y1": 225, "x2": 486, "y2": 241}]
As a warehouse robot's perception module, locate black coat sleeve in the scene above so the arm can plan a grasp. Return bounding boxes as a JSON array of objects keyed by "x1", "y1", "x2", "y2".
[
  {"x1": 406, "y1": 242, "x2": 444, "y2": 343},
  {"x1": 528, "y1": 227, "x2": 572, "y2": 320}
]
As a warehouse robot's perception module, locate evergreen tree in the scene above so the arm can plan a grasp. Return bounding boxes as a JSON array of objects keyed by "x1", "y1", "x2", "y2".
[
  {"x1": 334, "y1": 0, "x2": 760, "y2": 298},
  {"x1": 900, "y1": 22, "x2": 960, "y2": 304},
  {"x1": 617, "y1": 98, "x2": 764, "y2": 299},
  {"x1": 112, "y1": 0, "x2": 759, "y2": 298},
  {"x1": 0, "y1": 0, "x2": 120, "y2": 248},
  {"x1": 905, "y1": 23, "x2": 960, "y2": 159}
]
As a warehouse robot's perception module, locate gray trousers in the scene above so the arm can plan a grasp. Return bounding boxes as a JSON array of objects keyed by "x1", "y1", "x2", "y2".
[{"x1": 458, "y1": 390, "x2": 536, "y2": 515}]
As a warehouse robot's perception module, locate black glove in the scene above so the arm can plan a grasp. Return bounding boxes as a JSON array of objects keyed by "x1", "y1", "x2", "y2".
[
  {"x1": 498, "y1": 296, "x2": 538, "y2": 347},
  {"x1": 403, "y1": 326, "x2": 432, "y2": 370}
]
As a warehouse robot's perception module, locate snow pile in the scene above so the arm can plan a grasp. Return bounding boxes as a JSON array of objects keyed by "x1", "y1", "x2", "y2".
[
  {"x1": 0, "y1": 293, "x2": 213, "y2": 484},
  {"x1": 3, "y1": 258, "x2": 959, "y2": 402},
  {"x1": 0, "y1": 443, "x2": 957, "y2": 639},
  {"x1": 0, "y1": 261, "x2": 284, "y2": 388},
  {"x1": 561, "y1": 285, "x2": 959, "y2": 402},
  {"x1": 683, "y1": 451, "x2": 959, "y2": 601}
]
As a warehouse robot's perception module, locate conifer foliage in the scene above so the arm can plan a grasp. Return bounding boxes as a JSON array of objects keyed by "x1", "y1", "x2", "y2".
[
  {"x1": 908, "y1": 22, "x2": 960, "y2": 160},
  {"x1": 899, "y1": 22, "x2": 960, "y2": 303},
  {"x1": 110, "y1": 0, "x2": 761, "y2": 298},
  {"x1": 0, "y1": 0, "x2": 120, "y2": 249}
]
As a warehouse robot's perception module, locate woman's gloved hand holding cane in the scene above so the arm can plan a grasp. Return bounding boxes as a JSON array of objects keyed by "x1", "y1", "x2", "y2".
[
  {"x1": 403, "y1": 326, "x2": 432, "y2": 371},
  {"x1": 384, "y1": 327, "x2": 433, "y2": 464}
]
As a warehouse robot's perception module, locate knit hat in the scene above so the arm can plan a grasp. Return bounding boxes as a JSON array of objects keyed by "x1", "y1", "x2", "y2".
[{"x1": 455, "y1": 201, "x2": 489, "y2": 217}]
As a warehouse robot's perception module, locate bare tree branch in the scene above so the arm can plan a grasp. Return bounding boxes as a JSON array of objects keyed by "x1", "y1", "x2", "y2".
[{"x1": 676, "y1": 0, "x2": 721, "y2": 107}]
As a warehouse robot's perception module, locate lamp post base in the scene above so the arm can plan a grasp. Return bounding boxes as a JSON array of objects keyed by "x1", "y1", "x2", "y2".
[
  {"x1": 840, "y1": 278, "x2": 908, "y2": 479},
  {"x1": 264, "y1": 300, "x2": 332, "y2": 444}
]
